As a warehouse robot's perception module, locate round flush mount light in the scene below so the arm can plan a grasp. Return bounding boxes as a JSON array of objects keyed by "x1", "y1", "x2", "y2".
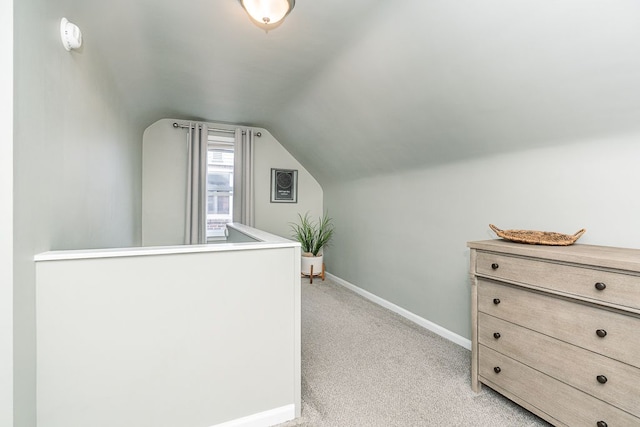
[
  {"x1": 60, "y1": 18, "x2": 82, "y2": 51},
  {"x1": 240, "y1": 0, "x2": 295, "y2": 31}
]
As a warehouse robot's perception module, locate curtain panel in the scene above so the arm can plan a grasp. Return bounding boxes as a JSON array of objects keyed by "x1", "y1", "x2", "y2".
[
  {"x1": 233, "y1": 128, "x2": 255, "y2": 227},
  {"x1": 184, "y1": 123, "x2": 208, "y2": 244}
]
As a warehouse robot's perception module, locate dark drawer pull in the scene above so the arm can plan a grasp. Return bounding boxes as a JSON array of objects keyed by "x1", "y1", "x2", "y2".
[
  {"x1": 595, "y1": 282, "x2": 606, "y2": 291},
  {"x1": 493, "y1": 298, "x2": 501, "y2": 305},
  {"x1": 596, "y1": 329, "x2": 607, "y2": 338},
  {"x1": 597, "y1": 375, "x2": 608, "y2": 384},
  {"x1": 597, "y1": 421, "x2": 608, "y2": 427},
  {"x1": 493, "y1": 366, "x2": 501, "y2": 374},
  {"x1": 491, "y1": 263, "x2": 499, "y2": 270},
  {"x1": 493, "y1": 332, "x2": 501, "y2": 339}
]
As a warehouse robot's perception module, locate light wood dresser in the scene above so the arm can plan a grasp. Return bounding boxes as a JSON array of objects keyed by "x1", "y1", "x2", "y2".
[{"x1": 468, "y1": 239, "x2": 640, "y2": 427}]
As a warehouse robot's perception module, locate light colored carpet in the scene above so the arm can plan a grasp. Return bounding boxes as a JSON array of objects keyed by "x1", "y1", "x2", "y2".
[{"x1": 277, "y1": 277, "x2": 552, "y2": 427}]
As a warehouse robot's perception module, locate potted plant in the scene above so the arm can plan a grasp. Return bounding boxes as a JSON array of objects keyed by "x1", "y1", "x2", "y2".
[{"x1": 290, "y1": 212, "x2": 335, "y2": 280}]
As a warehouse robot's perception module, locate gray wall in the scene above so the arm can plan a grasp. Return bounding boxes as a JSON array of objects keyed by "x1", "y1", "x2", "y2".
[
  {"x1": 270, "y1": 0, "x2": 640, "y2": 186},
  {"x1": 1, "y1": 0, "x2": 13, "y2": 424},
  {"x1": 142, "y1": 118, "x2": 323, "y2": 246},
  {"x1": 262, "y1": 0, "x2": 640, "y2": 343},
  {"x1": 325, "y1": 133, "x2": 640, "y2": 339},
  {"x1": 13, "y1": 2, "x2": 142, "y2": 424}
]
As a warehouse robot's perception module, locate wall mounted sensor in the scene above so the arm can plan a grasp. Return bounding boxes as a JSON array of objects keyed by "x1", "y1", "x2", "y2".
[{"x1": 60, "y1": 18, "x2": 82, "y2": 51}]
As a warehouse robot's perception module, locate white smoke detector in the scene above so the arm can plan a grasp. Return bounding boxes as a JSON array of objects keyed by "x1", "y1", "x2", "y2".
[{"x1": 60, "y1": 18, "x2": 82, "y2": 51}]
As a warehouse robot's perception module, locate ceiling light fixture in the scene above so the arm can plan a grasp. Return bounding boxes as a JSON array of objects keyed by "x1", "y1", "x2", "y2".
[{"x1": 239, "y1": 0, "x2": 295, "y2": 31}]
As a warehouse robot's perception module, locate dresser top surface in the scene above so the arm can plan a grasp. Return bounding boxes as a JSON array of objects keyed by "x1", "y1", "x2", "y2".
[{"x1": 468, "y1": 239, "x2": 640, "y2": 272}]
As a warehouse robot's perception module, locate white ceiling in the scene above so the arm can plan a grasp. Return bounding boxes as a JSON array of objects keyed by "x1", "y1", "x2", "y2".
[
  {"x1": 74, "y1": 0, "x2": 383, "y2": 124},
  {"x1": 74, "y1": 0, "x2": 640, "y2": 184}
]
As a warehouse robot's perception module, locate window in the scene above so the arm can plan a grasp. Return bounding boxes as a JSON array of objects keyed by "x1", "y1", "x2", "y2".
[{"x1": 207, "y1": 136, "x2": 235, "y2": 240}]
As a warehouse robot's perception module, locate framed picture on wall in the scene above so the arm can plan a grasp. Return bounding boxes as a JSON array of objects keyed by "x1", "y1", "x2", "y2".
[{"x1": 270, "y1": 169, "x2": 298, "y2": 203}]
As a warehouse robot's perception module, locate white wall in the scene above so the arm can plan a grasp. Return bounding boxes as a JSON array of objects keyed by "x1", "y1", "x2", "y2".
[
  {"x1": 36, "y1": 240, "x2": 300, "y2": 427},
  {"x1": 14, "y1": 2, "x2": 143, "y2": 424},
  {"x1": 253, "y1": 129, "x2": 324, "y2": 238},
  {"x1": 325, "y1": 133, "x2": 640, "y2": 340},
  {"x1": 142, "y1": 118, "x2": 323, "y2": 246},
  {"x1": 1, "y1": 0, "x2": 13, "y2": 424}
]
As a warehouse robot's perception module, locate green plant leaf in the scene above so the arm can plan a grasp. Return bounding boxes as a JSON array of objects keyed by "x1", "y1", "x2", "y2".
[{"x1": 289, "y1": 211, "x2": 334, "y2": 256}]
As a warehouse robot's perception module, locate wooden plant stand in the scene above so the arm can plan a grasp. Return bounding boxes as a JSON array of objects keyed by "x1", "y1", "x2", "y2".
[{"x1": 302, "y1": 263, "x2": 325, "y2": 284}]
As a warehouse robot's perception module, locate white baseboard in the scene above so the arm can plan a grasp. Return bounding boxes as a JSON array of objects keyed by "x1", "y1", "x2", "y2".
[
  {"x1": 210, "y1": 404, "x2": 295, "y2": 427},
  {"x1": 326, "y1": 273, "x2": 472, "y2": 351}
]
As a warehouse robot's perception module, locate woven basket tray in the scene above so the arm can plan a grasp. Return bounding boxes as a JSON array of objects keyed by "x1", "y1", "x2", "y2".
[{"x1": 489, "y1": 224, "x2": 586, "y2": 246}]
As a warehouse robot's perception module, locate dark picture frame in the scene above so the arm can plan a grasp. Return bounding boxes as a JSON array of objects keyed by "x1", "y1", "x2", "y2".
[{"x1": 270, "y1": 168, "x2": 298, "y2": 203}]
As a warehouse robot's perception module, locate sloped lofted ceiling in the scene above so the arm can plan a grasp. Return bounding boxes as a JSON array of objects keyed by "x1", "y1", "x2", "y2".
[{"x1": 74, "y1": 0, "x2": 640, "y2": 185}]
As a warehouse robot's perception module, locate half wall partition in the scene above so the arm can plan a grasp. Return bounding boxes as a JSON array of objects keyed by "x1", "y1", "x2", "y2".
[{"x1": 35, "y1": 224, "x2": 301, "y2": 427}]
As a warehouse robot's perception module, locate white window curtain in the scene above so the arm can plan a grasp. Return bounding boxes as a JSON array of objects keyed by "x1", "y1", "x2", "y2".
[
  {"x1": 184, "y1": 123, "x2": 208, "y2": 244},
  {"x1": 233, "y1": 128, "x2": 255, "y2": 227}
]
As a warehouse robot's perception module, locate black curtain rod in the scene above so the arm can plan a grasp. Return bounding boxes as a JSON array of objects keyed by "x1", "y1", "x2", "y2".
[
  {"x1": 172, "y1": 122, "x2": 236, "y2": 134},
  {"x1": 172, "y1": 122, "x2": 262, "y2": 137}
]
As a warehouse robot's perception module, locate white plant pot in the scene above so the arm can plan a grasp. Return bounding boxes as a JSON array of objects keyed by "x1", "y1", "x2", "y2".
[{"x1": 301, "y1": 253, "x2": 323, "y2": 276}]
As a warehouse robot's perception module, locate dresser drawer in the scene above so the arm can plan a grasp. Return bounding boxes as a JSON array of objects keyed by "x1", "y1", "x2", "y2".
[
  {"x1": 478, "y1": 279, "x2": 640, "y2": 368},
  {"x1": 476, "y1": 252, "x2": 640, "y2": 311},
  {"x1": 479, "y1": 346, "x2": 640, "y2": 427},
  {"x1": 479, "y1": 312, "x2": 640, "y2": 416}
]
